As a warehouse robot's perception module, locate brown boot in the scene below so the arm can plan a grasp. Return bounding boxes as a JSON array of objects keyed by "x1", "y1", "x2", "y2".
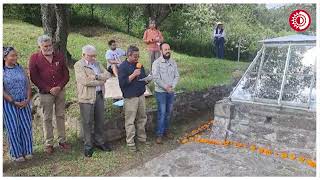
[
  {"x1": 164, "y1": 131, "x2": 174, "y2": 140},
  {"x1": 156, "y1": 136, "x2": 163, "y2": 144}
]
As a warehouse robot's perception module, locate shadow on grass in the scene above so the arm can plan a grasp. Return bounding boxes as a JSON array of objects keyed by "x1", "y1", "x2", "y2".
[
  {"x1": 3, "y1": 134, "x2": 82, "y2": 175},
  {"x1": 3, "y1": 111, "x2": 211, "y2": 176}
]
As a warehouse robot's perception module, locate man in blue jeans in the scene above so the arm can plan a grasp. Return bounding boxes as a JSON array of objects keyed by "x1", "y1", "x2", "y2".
[{"x1": 152, "y1": 42, "x2": 180, "y2": 144}]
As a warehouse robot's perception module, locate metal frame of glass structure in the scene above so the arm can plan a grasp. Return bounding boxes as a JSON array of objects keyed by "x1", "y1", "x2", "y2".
[{"x1": 229, "y1": 35, "x2": 316, "y2": 111}]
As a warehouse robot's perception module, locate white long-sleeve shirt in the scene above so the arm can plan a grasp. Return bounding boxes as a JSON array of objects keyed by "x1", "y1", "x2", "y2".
[{"x1": 213, "y1": 28, "x2": 225, "y2": 39}]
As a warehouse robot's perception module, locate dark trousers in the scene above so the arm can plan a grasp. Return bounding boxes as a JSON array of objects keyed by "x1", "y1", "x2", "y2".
[
  {"x1": 79, "y1": 92, "x2": 105, "y2": 150},
  {"x1": 214, "y1": 37, "x2": 225, "y2": 59}
]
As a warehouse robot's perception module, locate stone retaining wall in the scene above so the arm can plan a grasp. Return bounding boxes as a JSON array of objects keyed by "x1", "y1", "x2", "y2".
[
  {"x1": 32, "y1": 83, "x2": 235, "y2": 142},
  {"x1": 213, "y1": 99, "x2": 316, "y2": 159}
]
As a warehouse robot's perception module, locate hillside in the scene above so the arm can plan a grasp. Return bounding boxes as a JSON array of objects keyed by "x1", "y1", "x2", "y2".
[
  {"x1": 3, "y1": 20, "x2": 248, "y2": 102},
  {"x1": 3, "y1": 19, "x2": 250, "y2": 176}
]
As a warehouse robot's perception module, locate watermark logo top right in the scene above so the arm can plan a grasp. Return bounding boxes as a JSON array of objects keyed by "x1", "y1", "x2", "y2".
[{"x1": 289, "y1": 9, "x2": 311, "y2": 32}]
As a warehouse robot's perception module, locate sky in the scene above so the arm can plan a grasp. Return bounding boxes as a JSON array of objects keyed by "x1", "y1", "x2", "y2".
[{"x1": 265, "y1": 3, "x2": 287, "y2": 9}]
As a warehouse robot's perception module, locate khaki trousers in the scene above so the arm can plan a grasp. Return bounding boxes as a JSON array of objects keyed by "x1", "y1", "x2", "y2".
[
  {"x1": 39, "y1": 89, "x2": 66, "y2": 146},
  {"x1": 124, "y1": 95, "x2": 147, "y2": 146}
]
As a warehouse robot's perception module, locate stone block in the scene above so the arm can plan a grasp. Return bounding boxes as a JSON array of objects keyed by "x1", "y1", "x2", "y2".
[
  {"x1": 210, "y1": 116, "x2": 230, "y2": 140},
  {"x1": 276, "y1": 130, "x2": 307, "y2": 149},
  {"x1": 214, "y1": 98, "x2": 234, "y2": 120}
]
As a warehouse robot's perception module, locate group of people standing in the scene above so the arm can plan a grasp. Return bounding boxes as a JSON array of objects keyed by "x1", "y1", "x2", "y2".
[
  {"x1": 4, "y1": 35, "x2": 72, "y2": 162},
  {"x1": 3, "y1": 19, "x2": 180, "y2": 160}
]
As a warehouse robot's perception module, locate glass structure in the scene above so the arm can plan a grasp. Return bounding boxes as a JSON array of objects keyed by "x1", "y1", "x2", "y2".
[{"x1": 230, "y1": 35, "x2": 316, "y2": 111}]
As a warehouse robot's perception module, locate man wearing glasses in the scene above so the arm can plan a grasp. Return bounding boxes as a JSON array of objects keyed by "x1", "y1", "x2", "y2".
[{"x1": 74, "y1": 45, "x2": 112, "y2": 157}]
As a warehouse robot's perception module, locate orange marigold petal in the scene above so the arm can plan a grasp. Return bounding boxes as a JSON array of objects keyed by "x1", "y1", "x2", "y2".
[
  {"x1": 289, "y1": 153, "x2": 296, "y2": 160},
  {"x1": 298, "y1": 156, "x2": 305, "y2": 163},
  {"x1": 281, "y1": 153, "x2": 288, "y2": 159},
  {"x1": 306, "y1": 159, "x2": 316, "y2": 168}
]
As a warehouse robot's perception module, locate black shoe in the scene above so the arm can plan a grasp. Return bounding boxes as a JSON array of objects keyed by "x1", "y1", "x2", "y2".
[
  {"x1": 95, "y1": 143, "x2": 112, "y2": 152},
  {"x1": 84, "y1": 148, "x2": 94, "y2": 157}
]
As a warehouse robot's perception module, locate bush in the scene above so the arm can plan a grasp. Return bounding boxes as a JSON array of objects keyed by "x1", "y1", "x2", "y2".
[{"x1": 3, "y1": 4, "x2": 42, "y2": 26}]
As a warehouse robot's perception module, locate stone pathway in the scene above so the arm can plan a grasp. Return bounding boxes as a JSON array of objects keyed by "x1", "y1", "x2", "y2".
[{"x1": 121, "y1": 142, "x2": 316, "y2": 176}]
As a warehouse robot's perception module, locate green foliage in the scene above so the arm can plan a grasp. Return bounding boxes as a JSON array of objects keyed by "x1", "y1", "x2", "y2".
[
  {"x1": 162, "y1": 4, "x2": 316, "y2": 61},
  {"x1": 4, "y1": 4, "x2": 316, "y2": 61},
  {"x1": 70, "y1": 4, "x2": 146, "y2": 37},
  {"x1": 3, "y1": 4, "x2": 42, "y2": 26}
]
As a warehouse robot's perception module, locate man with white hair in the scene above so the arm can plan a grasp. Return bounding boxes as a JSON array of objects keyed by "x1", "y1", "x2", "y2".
[
  {"x1": 29, "y1": 34, "x2": 70, "y2": 154},
  {"x1": 74, "y1": 45, "x2": 112, "y2": 157}
]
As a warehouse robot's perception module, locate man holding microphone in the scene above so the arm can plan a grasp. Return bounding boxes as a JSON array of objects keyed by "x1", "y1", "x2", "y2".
[{"x1": 118, "y1": 45, "x2": 151, "y2": 152}]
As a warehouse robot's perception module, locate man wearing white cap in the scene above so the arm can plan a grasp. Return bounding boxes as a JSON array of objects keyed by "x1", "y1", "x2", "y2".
[{"x1": 213, "y1": 22, "x2": 225, "y2": 59}]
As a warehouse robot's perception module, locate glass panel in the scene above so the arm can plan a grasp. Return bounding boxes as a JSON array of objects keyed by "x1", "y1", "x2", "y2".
[
  {"x1": 309, "y1": 75, "x2": 316, "y2": 110},
  {"x1": 255, "y1": 73, "x2": 283, "y2": 100},
  {"x1": 231, "y1": 73, "x2": 257, "y2": 101},
  {"x1": 254, "y1": 46, "x2": 288, "y2": 101},
  {"x1": 288, "y1": 46, "x2": 316, "y2": 75},
  {"x1": 281, "y1": 75, "x2": 313, "y2": 104},
  {"x1": 231, "y1": 52, "x2": 262, "y2": 101},
  {"x1": 260, "y1": 46, "x2": 288, "y2": 74},
  {"x1": 250, "y1": 52, "x2": 262, "y2": 72}
]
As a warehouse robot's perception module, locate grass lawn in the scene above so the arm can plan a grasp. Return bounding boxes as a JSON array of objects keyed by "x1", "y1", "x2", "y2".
[{"x1": 3, "y1": 19, "x2": 249, "y2": 176}]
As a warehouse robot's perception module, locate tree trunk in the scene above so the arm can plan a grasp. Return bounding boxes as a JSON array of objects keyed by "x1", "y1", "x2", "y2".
[
  {"x1": 41, "y1": 4, "x2": 56, "y2": 38},
  {"x1": 90, "y1": 4, "x2": 94, "y2": 23},
  {"x1": 126, "y1": 7, "x2": 131, "y2": 34},
  {"x1": 40, "y1": 4, "x2": 74, "y2": 66},
  {"x1": 144, "y1": 4, "x2": 180, "y2": 28},
  {"x1": 199, "y1": 26, "x2": 202, "y2": 56}
]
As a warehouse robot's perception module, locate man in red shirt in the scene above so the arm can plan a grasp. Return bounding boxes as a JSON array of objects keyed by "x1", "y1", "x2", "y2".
[
  {"x1": 143, "y1": 19, "x2": 164, "y2": 71},
  {"x1": 29, "y1": 35, "x2": 70, "y2": 154}
]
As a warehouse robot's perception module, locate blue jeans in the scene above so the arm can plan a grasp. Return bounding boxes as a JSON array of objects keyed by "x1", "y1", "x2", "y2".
[{"x1": 155, "y1": 92, "x2": 175, "y2": 137}]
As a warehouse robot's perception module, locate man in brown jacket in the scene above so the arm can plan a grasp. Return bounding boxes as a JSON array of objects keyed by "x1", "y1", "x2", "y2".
[{"x1": 74, "y1": 45, "x2": 112, "y2": 157}]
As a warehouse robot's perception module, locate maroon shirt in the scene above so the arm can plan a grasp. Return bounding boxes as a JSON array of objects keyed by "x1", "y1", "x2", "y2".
[{"x1": 29, "y1": 51, "x2": 69, "y2": 93}]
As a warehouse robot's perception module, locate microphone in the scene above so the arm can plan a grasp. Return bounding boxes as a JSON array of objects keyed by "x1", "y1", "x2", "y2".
[
  {"x1": 136, "y1": 62, "x2": 142, "y2": 69},
  {"x1": 136, "y1": 63, "x2": 143, "y2": 80}
]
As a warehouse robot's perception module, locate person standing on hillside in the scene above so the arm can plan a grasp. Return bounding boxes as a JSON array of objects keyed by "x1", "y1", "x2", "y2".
[
  {"x1": 118, "y1": 45, "x2": 151, "y2": 152},
  {"x1": 143, "y1": 19, "x2": 164, "y2": 71},
  {"x1": 3, "y1": 47, "x2": 33, "y2": 162},
  {"x1": 74, "y1": 45, "x2": 112, "y2": 157},
  {"x1": 29, "y1": 35, "x2": 71, "y2": 155},
  {"x1": 212, "y1": 22, "x2": 225, "y2": 59},
  {"x1": 152, "y1": 42, "x2": 179, "y2": 144}
]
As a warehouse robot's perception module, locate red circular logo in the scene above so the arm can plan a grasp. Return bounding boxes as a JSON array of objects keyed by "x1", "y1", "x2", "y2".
[{"x1": 289, "y1": 10, "x2": 311, "y2": 32}]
